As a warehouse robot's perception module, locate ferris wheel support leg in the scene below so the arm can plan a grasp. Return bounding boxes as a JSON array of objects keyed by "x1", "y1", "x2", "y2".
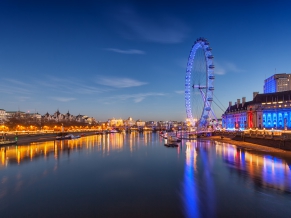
[
  {"x1": 210, "y1": 108, "x2": 218, "y2": 121},
  {"x1": 200, "y1": 89, "x2": 217, "y2": 122}
]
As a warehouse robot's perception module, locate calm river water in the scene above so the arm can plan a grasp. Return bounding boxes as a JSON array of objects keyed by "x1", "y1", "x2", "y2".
[{"x1": 1, "y1": 132, "x2": 291, "y2": 217}]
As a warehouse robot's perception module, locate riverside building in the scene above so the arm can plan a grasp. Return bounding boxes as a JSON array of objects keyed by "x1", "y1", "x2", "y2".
[
  {"x1": 222, "y1": 90, "x2": 291, "y2": 130},
  {"x1": 223, "y1": 73, "x2": 291, "y2": 130}
]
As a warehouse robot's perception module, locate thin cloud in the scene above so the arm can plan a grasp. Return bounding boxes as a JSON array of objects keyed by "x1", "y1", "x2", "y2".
[
  {"x1": 16, "y1": 96, "x2": 31, "y2": 102},
  {"x1": 50, "y1": 97, "x2": 76, "y2": 102},
  {"x1": 4, "y1": 78, "x2": 31, "y2": 87},
  {"x1": 0, "y1": 85, "x2": 31, "y2": 95},
  {"x1": 96, "y1": 76, "x2": 147, "y2": 88},
  {"x1": 224, "y1": 62, "x2": 244, "y2": 73},
  {"x1": 214, "y1": 61, "x2": 244, "y2": 75},
  {"x1": 175, "y1": 90, "x2": 184, "y2": 94},
  {"x1": 74, "y1": 86, "x2": 107, "y2": 94},
  {"x1": 37, "y1": 76, "x2": 109, "y2": 94},
  {"x1": 106, "y1": 92, "x2": 165, "y2": 103},
  {"x1": 214, "y1": 63, "x2": 226, "y2": 75},
  {"x1": 115, "y1": 7, "x2": 189, "y2": 43},
  {"x1": 105, "y1": 48, "x2": 145, "y2": 54},
  {"x1": 0, "y1": 79, "x2": 32, "y2": 95}
]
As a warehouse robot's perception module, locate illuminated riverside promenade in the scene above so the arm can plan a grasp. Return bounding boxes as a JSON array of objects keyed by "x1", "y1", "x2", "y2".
[{"x1": 1, "y1": 133, "x2": 291, "y2": 217}]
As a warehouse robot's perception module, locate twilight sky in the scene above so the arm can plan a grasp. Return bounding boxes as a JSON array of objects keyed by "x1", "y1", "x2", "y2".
[{"x1": 1, "y1": 0, "x2": 291, "y2": 121}]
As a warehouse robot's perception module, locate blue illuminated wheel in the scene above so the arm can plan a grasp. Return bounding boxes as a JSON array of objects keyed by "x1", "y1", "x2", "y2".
[{"x1": 185, "y1": 37, "x2": 215, "y2": 130}]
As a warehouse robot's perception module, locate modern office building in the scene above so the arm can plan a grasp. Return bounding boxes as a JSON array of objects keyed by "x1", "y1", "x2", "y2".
[{"x1": 264, "y1": 73, "x2": 291, "y2": 93}]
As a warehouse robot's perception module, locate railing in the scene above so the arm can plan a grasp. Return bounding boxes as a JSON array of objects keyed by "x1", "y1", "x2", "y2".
[{"x1": 214, "y1": 129, "x2": 291, "y2": 140}]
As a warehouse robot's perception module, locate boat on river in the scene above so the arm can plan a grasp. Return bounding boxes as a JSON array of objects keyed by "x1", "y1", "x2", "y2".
[
  {"x1": 0, "y1": 140, "x2": 17, "y2": 146},
  {"x1": 164, "y1": 143, "x2": 178, "y2": 147},
  {"x1": 168, "y1": 136, "x2": 181, "y2": 142},
  {"x1": 108, "y1": 129, "x2": 118, "y2": 133},
  {"x1": 55, "y1": 134, "x2": 80, "y2": 140},
  {"x1": 160, "y1": 131, "x2": 168, "y2": 139}
]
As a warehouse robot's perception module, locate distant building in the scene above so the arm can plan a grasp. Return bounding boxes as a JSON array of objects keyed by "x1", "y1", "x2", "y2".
[
  {"x1": 6, "y1": 111, "x2": 26, "y2": 119},
  {"x1": 28, "y1": 112, "x2": 42, "y2": 121},
  {"x1": 145, "y1": 121, "x2": 157, "y2": 128},
  {"x1": 157, "y1": 121, "x2": 167, "y2": 129},
  {"x1": 108, "y1": 118, "x2": 124, "y2": 127},
  {"x1": 264, "y1": 73, "x2": 291, "y2": 93},
  {"x1": 136, "y1": 119, "x2": 145, "y2": 127},
  {"x1": 42, "y1": 110, "x2": 96, "y2": 124},
  {"x1": 0, "y1": 109, "x2": 7, "y2": 123},
  {"x1": 124, "y1": 117, "x2": 135, "y2": 127}
]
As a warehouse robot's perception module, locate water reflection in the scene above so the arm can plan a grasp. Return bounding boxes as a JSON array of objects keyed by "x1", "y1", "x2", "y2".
[
  {"x1": 185, "y1": 141, "x2": 291, "y2": 195},
  {"x1": 0, "y1": 132, "x2": 156, "y2": 168},
  {"x1": 183, "y1": 142, "x2": 200, "y2": 218},
  {"x1": 0, "y1": 134, "x2": 291, "y2": 217},
  {"x1": 182, "y1": 141, "x2": 216, "y2": 218},
  {"x1": 214, "y1": 141, "x2": 291, "y2": 192},
  {"x1": 181, "y1": 140, "x2": 291, "y2": 217}
]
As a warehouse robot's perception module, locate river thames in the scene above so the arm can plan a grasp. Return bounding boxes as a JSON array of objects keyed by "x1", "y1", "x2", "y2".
[{"x1": 1, "y1": 132, "x2": 291, "y2": 217}]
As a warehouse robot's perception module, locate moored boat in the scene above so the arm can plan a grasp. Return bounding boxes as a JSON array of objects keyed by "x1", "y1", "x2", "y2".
[
  {"x1": 168, "y1": 136, "x2": 181, "y2": 142},
  {"x1": 55, "y1": 134, "x2": 80, "y2": 140},
  {"x1": 0, "y1": 140, "x2": 17, "y2": 146},
  {"x1": 164, "y1": 143, "x2": 178, "y2": 147},
  {"x1": 160, "y1": 131, "x2": 168, "y2": 139},
  {"x1": 107, "y1": 129, "x2": 118, "y2": 133}
]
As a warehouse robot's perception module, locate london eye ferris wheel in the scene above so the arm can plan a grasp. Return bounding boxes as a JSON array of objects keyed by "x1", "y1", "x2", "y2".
[{"x1": 185, "y1": 37, "x2": 215, "y2": 130}]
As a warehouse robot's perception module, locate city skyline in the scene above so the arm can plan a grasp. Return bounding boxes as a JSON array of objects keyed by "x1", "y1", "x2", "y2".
[{"x1": 1, "y1": 0, "x2": 291, "y2": 121}]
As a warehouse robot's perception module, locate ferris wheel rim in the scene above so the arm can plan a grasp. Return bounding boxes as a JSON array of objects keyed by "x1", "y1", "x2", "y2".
[{"x1": 185, "y1": 37, "x2": 215, "y2": 129}]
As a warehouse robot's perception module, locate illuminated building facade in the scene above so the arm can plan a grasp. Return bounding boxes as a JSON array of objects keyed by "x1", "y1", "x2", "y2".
[
  {"x1": 264, "y1": 73, "x2": 291, "y2": 93},
  {"x1": 222, "y1": 97, "x2": 249, "y2": 130},
  {"x1": 223, "y1": 90, "x2": 291, "y2": 130},
  {"x1": 108, "y1": 118, "x2": 124, "y2": 127},
  {"x1": 253, "y1": 90, "x2": 291, "y2": 129},
  {"x1": 145, "y1": 121, "x2": 157, "y2": 128},
  {"x1": 136, "y1": 119, "x2": 145, "y2": 127},
  {"x1": 123, "y1": 117, "x2": 135, "y2": 127}
]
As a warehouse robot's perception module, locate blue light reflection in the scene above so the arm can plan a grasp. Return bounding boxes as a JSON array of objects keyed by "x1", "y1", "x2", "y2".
[{"x1": 182, "y1": 142, "x2": 200, "y2": 218}]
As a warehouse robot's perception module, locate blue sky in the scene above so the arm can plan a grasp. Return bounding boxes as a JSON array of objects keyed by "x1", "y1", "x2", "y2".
[{"x1": 1, "y1": 0, "x2": 291, "y2": 121}]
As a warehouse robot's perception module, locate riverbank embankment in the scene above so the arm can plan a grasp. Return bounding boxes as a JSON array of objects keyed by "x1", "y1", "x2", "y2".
[{"x1": 3, "y1": 131, "x2": 96, "y2": 145}]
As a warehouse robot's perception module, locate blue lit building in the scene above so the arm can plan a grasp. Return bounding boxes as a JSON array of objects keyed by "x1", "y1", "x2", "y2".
[
  {"x1": 253, "y1": 90, "x2": 291, "y2": 129},
  {"x1": 223, "y1": 90, "x2": 291, "y2": 130},
  {"x1": 264, "y1": 73, "x2": 291, "y2": 93},
  {"x1": 222, "y1": 97, "x2": 251, "y2": 130}
]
